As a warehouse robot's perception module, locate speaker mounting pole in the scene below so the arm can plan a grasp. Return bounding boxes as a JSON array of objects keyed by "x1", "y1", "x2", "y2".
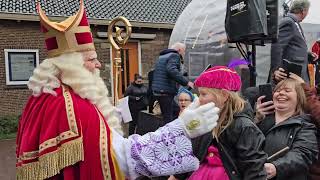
[{"x1": 250, "y1": 43, "x2": 257, "y2": 87}]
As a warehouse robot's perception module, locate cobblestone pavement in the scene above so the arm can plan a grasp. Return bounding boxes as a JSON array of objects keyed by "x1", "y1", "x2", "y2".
[{"x1": 0, "y1": 139, "x2": 15, "y2": 180}]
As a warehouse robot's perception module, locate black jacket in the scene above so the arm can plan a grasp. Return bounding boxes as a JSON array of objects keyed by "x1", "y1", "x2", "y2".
[
  {"x1": 124, "y1": 82, "x2": 148, "y2": 116},
  {"x1": 258, "y1": 114, "x2": 318, "y2": 180},
  {"x1": 174, "y1": 104, "x2": 267, "y2": 180},
  {"x1": 152, "y1": 49, "x2": 188, "y2": 94}
]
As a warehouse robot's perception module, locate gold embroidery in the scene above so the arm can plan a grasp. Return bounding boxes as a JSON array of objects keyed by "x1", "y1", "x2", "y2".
[
  {"x1": 186, "y1": 119, "x2": 200, "y2": 130},
  {"x1": 97, "y1": 108, "x2": 112, "y2": 180},
  {"x1": 17, "y1": 137, "x2": 84, "y2": 180},
  {"x1": 62, "y1": 85, "x2": 79, "y2": 135},
  {"x1": 35, "y1": 85, "x2": 79, "y2": 153},
  {"x1": 18, "y1": 151, "x2": 39, "y2": 162},
  {"x1": 17, "y1": 85, "x2": 80, "y2": 163},
  {"x1": 17, "y1": 85, "x2": 84, "y2": 179}
]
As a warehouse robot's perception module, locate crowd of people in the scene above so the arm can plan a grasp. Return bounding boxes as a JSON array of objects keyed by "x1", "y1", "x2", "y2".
[
  {"x1": 16, "y1": 1, "x2": 220, "y2": 180},
  {"x1": 123, "y1": 56, "x2": 320, "y2": 180},
  {"x1": 15, "y1": 0, "x2": 320, "y2": 180},
  {"x1": 122, "y1": 0, "x2": 320, "y2": 179}
]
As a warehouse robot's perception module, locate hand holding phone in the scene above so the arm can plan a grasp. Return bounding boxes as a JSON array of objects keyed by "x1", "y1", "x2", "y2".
[
  {"x1": 259, "y1": 84, "x2": 273, "y2": 103},
  {"x1": 256, "y1": 84, "x2": 275, "y2": 117},
  {"x1": 282, "y1": 59, "x2": 302, "y2": 77},
  {"x1": 274, "y1": 68, "x2": 287, "y2": 81},
  {"x1": 256, "y1": 98, "x2": 274, "y2": 114}
]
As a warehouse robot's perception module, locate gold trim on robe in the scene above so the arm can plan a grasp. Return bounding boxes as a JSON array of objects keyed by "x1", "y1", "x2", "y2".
[{"x1": 16, "y1": 85, "x2": 84, "y2": 180}]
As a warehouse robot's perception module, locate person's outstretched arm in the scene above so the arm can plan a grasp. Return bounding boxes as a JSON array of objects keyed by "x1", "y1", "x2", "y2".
[
  {"x1": 111, "y1": 102, "x2": 219, "y2": 179},
  {"x1": 166, "y1": 54, "x2": 188, "y2": 86}
]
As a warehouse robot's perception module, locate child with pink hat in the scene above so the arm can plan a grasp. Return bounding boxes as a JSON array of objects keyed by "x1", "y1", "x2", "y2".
[{"x1": 170, "y1": 66, "x2": 267, "y2": 180}]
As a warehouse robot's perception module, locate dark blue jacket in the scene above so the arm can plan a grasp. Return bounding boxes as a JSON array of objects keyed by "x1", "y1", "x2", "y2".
[{"x1": 152, "y1": 49, "x2": 188, "y2": 94}]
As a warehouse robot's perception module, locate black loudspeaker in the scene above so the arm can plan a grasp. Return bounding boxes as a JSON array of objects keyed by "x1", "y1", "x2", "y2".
[
  {"x1": 225, "y1": 0, "x2": 279, "y2": 45},
  {"x1": 225, "y1": 0, "x2": 268, "y2": 44},
  {"x1": 258, "y1": 0, "x2": 279, "y2": 44}
]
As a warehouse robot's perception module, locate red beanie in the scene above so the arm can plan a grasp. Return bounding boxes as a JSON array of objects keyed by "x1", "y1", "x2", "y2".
[{"x1": 194, "y1": 66, "x2": 241, "y2": 91}]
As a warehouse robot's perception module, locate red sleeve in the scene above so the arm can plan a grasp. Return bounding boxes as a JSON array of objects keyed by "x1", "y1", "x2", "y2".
[{"x1": 311, "y1": 42, "x2": 320, "y2": 56}]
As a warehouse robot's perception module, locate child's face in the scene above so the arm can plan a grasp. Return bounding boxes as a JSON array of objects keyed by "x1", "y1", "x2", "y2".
[{"x1": 198, "y1": 87, "x2": 227, "y2": 109}]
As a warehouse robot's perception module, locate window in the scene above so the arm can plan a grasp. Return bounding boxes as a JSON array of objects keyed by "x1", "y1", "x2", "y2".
[
  {"x1": 188, "y1": 52, "x2": 208, "y2": 79},
  {"x1": 4, "y1": 49, "x2": 39, "y2": 85}
]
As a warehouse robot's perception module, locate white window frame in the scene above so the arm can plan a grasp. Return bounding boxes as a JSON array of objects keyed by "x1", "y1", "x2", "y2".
[{"x1": 4, "y1": 49, "x2": 39, "y2": 85}]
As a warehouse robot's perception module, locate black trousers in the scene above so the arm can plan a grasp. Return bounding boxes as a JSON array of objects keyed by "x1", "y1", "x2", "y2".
[
  {"x1": 155, "y1": 94, "x2": 174, "y2": 125},
  {"x1": 128, "y1": 105, "x2": 146, "y2": 135},
  {"x1": 129, "y1": 119, "x2": 137, "y2": 135}
]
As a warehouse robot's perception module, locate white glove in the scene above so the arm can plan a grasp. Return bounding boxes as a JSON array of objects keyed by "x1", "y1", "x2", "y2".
[
  {"x1": 179, "y1": 100, "x2": 219, "y2": 138},
  {"x1": 107, "y1": 109, "x2": 124, "y2": 136},
  {"x1": 186, "y1": 96, "x2": 199, "y2": 109}
]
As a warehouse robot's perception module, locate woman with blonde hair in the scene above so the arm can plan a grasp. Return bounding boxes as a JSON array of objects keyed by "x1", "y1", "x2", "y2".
[{"x1": 171, "y1": 66, "x2": 267, "y2": 180}]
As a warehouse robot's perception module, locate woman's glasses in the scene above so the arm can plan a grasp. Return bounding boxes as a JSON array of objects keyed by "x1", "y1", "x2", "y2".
[{"x1": 178, "y1": 99, "x2": 191, "y2": 102}]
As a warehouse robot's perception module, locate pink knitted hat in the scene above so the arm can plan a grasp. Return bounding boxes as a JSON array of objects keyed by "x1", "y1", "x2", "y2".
[{"x1": 194, "y1": 66, "x2": 241, "y2": 91}]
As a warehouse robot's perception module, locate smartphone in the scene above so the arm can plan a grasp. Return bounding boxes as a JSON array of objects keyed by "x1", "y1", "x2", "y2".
[
  {"x1": 259, "y1": 84, "x2": 273, "y2": 103},
  {"x1": 282, "y1": 59, "x2": 302, "y2": 77}
]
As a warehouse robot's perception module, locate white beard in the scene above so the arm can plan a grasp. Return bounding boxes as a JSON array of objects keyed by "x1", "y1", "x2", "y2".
[
  {"x1": 28, "y1": 52, "x2": 123, "y2": 135},
  {"x1": 61, "y1": 68, "x2": 115, "y2": 117}
]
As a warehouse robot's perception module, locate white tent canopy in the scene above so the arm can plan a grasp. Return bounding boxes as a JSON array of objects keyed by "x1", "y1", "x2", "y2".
[{"x1": 169, "y1": 0, "x2": 320, "y2": 84}]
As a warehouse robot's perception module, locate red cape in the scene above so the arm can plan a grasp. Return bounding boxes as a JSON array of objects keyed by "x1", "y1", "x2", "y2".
[{"x1": 16, "y1": 85, "x2": 124, "y2": 180}]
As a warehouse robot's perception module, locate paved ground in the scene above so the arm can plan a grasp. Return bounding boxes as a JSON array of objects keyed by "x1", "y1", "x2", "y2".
[
  {"x1": 0, "y1": 138, "x2": 167, "y2": 180},
  {"x1": 0, "y1": 139, "x2": 15, "y2": 180}
]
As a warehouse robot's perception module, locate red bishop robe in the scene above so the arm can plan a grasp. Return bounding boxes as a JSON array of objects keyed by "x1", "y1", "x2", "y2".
[{"x1": 16, "y1": 85, "x2": 124, "y2": 180}]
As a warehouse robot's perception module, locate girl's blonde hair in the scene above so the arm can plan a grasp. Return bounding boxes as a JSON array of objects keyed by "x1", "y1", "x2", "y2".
[{"x1": 206, "y1": 88, "x2": 245, "y2": 139}]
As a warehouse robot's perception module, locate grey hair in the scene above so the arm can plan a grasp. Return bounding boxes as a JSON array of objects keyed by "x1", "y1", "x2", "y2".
[
  {"x1": 171, "y1": 42, "x2": 186, "y2": 51},
  {"x1": 289, "y1": 0, "x2": 310, "y2": 14}
]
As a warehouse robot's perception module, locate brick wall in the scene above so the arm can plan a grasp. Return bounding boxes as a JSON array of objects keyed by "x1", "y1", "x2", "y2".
[
  {"x1": 0, "y1": 20, "x2": 47, "y2": 116},
  {"x1": 0, "y1": 20, "x2": 172, "y2": 116},
  {"x1": 135, "y1": 28, "x2": 172, "y2": 76},
  {"x1": 92, "y1": 26, "x2": 172, "y2": 78}
]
